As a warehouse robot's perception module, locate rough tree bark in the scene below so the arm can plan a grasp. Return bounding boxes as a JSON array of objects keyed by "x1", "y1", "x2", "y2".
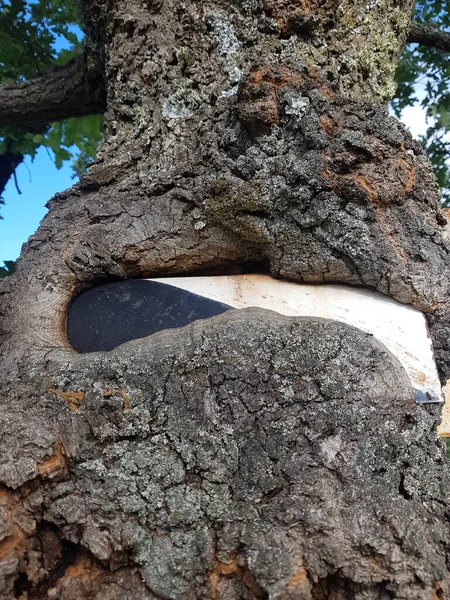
[{"x1": 1, "y1": 1, "x2": 450, "y2": 598}]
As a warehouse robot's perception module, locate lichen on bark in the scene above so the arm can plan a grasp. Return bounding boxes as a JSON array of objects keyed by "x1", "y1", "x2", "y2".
[{"x1": 1, "y1": 0, "x2": 450, "y2": 598}]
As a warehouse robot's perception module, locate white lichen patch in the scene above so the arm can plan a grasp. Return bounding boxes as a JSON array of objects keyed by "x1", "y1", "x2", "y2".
[
  {"x1": 285, "y1": 95, "x2": 310, "y2": 117},
  {"x1": 320, "y1": 434, "x2": 344, "y2": 465},
  {"x1": 79, "y1": 458, "x2": 108, "y2": 475},
  {"x1": 162, "y1": 96, "x2": 193, "y2": 119},
  {"x1": 162, "y1": 80, "x2": 200, "y2": 119},
  {"x1": 228, "y1": 66, "x2": 242, "y2": 85},
  {"x1": 206, "y1": 11, "x2": 240, "y2": 56},
  {"x1": 206, "y1": 11, "x2": 243, "y2": 98},
  {"x1": 192, "y1": 206, "x2": 207, "y2": 230},
  {"x1": 219, "y1": 85, "x2": 238, "y2": 98},
  {"x1": 132, "y1": 104, "x2": 152, "y2": 134},
  {"x1": 219, "y1": 67, "x2": 242, "y2": 98},
  {"x1": 193, "y1": 220, "x2": 207, "y2": 230},
  {"x1": 278, "y1": 381, "x2": 296, "y2": 402}
]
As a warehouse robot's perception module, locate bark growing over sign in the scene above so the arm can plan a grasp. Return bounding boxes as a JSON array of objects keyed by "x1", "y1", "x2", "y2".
[
  {"x1": 1, "y1": 0, "x2": 450, "y2": 598},
  {"x1": 3, "y1": 312, "x2": 450, "y2": 600}
]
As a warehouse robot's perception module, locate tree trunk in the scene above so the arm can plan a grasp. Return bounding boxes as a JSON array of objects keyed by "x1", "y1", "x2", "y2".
[{"x1": 1, "y1": 1, "x2": 450, "y2": 598}]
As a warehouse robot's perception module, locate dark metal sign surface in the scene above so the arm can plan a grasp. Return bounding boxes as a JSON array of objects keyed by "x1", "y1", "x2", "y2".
[{"x1": 67, "y1": 279, "x2": 231, "y2": 353}]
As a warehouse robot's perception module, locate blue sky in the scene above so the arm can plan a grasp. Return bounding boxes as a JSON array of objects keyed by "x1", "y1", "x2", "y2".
[
  {"x1": 0, "y1": 150, "x2": 75, "y2": 263},
  {"x1": 0, "y1": 19, "x2": 82, "y2": 265}
]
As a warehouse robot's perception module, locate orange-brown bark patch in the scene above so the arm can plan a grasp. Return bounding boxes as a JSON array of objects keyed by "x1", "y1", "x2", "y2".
[
  {"x1": 320, "y1": 152, "x2": 335, "y2": 186},
  {"x1": 64, "y1": 555, "x2": 103, "y2": 582},
  {"x1": 248, "y1": 65, "x2": 304, "y2": 89},
  {"x1": 252, "y1": 90, "x2": 279, "y2": 126},
  {"x1": 0, "y1": 488, "x2": 10, "y2": 502},
  {"x1": 339, "y1": 173, "x2": 379, "y2": 204},
  {"x1": 319, "y1": 84, "x2": 335, "y2": 99},
  {"x1": 288, "y1": 565, "x2": 308, "y2": 588},
  {"x1": 433, "y1": 578, "x2": 450, "y2": 600},
  {"x1": 49, "y1": 388, "x2": 85, "y2": 412},
  {"x1": 210, "y1": 554, "x2": 266, "y2": 599},
  {"x1": 353, "y1": 174, "x2": 378, "y2": 202},
  {"x1": 0, "y1": 487, "x2": 19, "y2": 515},
  {"x1": 369, "y1": 556, "x2": 390, "y2": 576},
  {"x1": 0, "y1": 528, "x2": 25, "y2": 560},
  {"x1": 340, "y1": 172, "x2": 408, "y2": 263},
  {"x1": 240, "y1": 65, "x2": 304, "y2": 127},
  {"x1": 104, "y1": 389, "x2": 131, "y2": 410},
  {"x1": 385, "y1": 230, "x2": 407, "y2": 263},
  {"x1": 308, "y1": 64, "x2": 319, "y2": 79},
  {"x1": 319, "y1": 113, "x2": 337, "y2": 137},
  {"x1": 241, "y1": 565, "x2": 266, "y2": 598},
  {"x1": 38, "y1": 442, "x2": 67, "y2": 480},
  {"x1": 216, "y1": 556, "x2": 239, "y2": 576},
  {"x1": 397, "y1": 157, "x2": 416, "y2": 196}
]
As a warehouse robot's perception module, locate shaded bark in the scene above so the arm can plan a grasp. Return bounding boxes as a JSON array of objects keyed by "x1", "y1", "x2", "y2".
[{"x1": 1, "y1": 1, "x2": 450, "y2": 599}]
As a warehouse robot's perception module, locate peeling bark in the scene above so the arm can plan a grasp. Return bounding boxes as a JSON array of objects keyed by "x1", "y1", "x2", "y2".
[{"x1": 1, "y1": 1, "x2": 450, "y2": 598}]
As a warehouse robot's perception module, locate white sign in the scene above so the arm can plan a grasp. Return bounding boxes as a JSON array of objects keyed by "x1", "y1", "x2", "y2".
[{"x1": 148, "y1": 274, "x2": 443, "y2": 404}]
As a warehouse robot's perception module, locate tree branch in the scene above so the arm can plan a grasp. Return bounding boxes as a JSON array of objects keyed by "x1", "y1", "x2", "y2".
[
  {"x1": 0, "y1": 149, "x2": 23, "y2": 199},
  {"x1": 407, "y1": 21, "x2": 450, "y2": 52},
  {"x1": 0, "y1": 53, "x2": 106, "y2": 130}
]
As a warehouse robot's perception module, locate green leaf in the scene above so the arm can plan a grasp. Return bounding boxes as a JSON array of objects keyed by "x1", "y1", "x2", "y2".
[
  {"x1": 0, "y1": 1, "x2": 105, "y2": 212},
  {"x1": 394, "y1": 0, "x2": 450, "y2": 206}
]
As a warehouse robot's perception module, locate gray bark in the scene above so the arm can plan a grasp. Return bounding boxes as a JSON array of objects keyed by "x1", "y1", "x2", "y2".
[
  {"x1": 3, "y1": 311, "x2": 450, "y2": 600},
  {"x1": 1, "y1": 1, "x2": 450, "y2": 598}
]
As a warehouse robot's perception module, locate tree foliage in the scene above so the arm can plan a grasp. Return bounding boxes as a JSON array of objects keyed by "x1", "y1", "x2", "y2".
[
  {"x1": 393, "y1": 0, "x2": 450, "y2": 206},
  {"x1": 0, "y1": 0, "x2": 103, "y2": 192}
]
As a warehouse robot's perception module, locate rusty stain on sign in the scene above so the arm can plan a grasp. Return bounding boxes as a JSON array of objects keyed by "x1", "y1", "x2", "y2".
[{"x1": 148, "y1": 274, "x2": 443, "y2": 405}]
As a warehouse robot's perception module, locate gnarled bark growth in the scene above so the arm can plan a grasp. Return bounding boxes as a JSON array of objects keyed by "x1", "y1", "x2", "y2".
[{"x1": 1, "y1": 1, "x2": 450, "y2": 598}]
